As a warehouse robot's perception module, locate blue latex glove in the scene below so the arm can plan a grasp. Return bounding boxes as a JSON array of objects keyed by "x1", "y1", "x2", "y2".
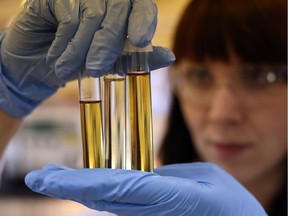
[
  {"x1": 0, "y1": 0, "x2": 175, "y2": 118},
  {"x1": 25, "y1": 163, "x2": 267, "y2": 216}
]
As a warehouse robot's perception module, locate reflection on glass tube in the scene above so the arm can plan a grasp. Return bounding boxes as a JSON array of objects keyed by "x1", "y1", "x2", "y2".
[
  {"x1": 126, "y1": 70, "x2": 154, "y2": 172},
  {"x1": 80, "y1": 100, "x2": 104, "y2": 168},
  {"x1": 79, "y1": 75, "x2": 105, "y2": 168},
  {"x1": 103, "y1": 73, "x2": 126, "y2": 169}
]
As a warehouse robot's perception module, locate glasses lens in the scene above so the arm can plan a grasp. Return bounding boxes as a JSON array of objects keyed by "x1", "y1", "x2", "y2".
[{"x1": 173, "y1": 63, "x2": 287, "y2": 107}]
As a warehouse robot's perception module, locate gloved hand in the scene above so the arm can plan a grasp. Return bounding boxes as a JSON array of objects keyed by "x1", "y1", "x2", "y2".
[
  {"x1": 25, "y1": 163, "x2": 267, "y2": 216},
  {"x1": 0, "y1": 0, "x2": 175, "y2": 118}
]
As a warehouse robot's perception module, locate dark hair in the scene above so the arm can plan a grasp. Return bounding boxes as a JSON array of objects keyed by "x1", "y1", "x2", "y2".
[
  {"x1": 172, "y1": 0, "x2": 287, "y2": 64},
  {"x1": 158, "y1": 0, "x2": 287, "y2": 215},
  {"x1": 158, "y1": 95, "x2": 200, "y2": 164}
]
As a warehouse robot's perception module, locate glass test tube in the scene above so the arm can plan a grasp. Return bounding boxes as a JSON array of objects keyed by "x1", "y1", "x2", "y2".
[
  {"x1": 103, "y1": 57, "x2": 126, "y2": 169},
  {"x1": 125, "y1": 41, "x2": 154, "y2": 172},
  {"x1": 78, "y1": 73, "x2": 105, "y2": 168}
]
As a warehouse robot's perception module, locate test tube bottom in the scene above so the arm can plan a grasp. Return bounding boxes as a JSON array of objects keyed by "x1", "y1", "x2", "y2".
[
  {"x1": 104, "y1": 76, "x2": 126, "y2": 169},
  {"x1": 127, "y1": 72, "x2": 154, "y2": 172},
  {"x1": 80, "y1": 100, "x2": 105, "y2": 168}
]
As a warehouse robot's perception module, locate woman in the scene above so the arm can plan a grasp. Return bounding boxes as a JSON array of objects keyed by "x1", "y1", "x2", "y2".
[
  {"x1": 159, "y1": 0, "x2": 287, "y2": 215},
  {"x1": 24, "y1": 0, "x2": 285, "y2": 215}
]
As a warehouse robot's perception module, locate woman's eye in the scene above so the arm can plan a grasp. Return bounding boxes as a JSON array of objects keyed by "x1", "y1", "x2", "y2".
[
  {"x1": 243, "y1": 64, "x2": 287, "y2": 88},
  {"x1": 243, "y1": 65, "x2": 276, "y2": 88}
]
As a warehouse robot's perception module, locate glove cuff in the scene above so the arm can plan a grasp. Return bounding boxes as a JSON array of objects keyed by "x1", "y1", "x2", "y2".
[
  {"x1": 0, "y1": 30, "x2": 45, "y2": 118},
  {"x1": 0, "y1": 72, "x2": 40, "y2": 119}
]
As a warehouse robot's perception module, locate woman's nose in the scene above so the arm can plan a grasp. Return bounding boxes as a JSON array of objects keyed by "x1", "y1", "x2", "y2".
[{"x1": 207, "y1": 85, "x2": 244, "y2": 124}]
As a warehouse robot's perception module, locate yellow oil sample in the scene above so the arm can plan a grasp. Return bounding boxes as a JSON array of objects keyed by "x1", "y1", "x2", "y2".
[
  {"x1": 127, "y1": 72, "x2": 154, "y2": 172},
  {"x1": 80, "y1": 100, "x2": 105, "y2": 168}
]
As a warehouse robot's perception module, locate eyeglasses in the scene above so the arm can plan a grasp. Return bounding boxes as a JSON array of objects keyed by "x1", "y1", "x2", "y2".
[{"x1": 173, "y1": 63, "x2": 287, "y2": 107}]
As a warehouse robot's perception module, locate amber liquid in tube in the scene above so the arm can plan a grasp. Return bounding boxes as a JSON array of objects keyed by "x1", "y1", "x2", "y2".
[
  {"x1": 80, "y1": 100, "x2": 105, "y2": 168},
  {"x1": 127, "y1": 71, "x2": 154, "y2": 172},
  {"x1": 104, "y1": 76, "x2": 126, "y2": 169}
]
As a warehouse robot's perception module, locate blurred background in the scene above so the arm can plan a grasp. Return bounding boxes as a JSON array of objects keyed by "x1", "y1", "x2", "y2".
[{"x1": 0, "y1": 0, "x2": 190, "y2": 215}]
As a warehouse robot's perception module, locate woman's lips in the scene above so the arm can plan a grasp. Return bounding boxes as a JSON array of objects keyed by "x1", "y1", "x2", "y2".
[{"x1": 211, "y1": 142, "x2": 251, "y2": 158}]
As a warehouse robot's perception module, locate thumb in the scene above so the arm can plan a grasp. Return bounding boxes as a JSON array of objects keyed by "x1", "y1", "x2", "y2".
[{"x1": 149, "y1": 46, "x2": 175, "y2": 71}]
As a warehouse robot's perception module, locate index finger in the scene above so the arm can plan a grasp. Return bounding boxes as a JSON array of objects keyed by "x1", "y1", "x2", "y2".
[{"x1": 128, "y1": 0, "x2": 157, "y2": 47}]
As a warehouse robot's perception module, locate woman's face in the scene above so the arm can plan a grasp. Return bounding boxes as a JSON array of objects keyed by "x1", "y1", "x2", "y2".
[{"x1": 174, "y1": 56, "x2": 287, "y2": 184}]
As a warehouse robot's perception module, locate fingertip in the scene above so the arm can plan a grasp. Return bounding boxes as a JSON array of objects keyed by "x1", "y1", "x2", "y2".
[
  {"x1": 128, "y1": 34, "x2": 152, "y2": 48},
  {"x1": 128, "y1": 20, "x2": 156, "y2": 48},
  {"x1": 149, "y1": 46, "x2": 175, "y2": 71},
  {"x1": 154, "y1": 46, "x2": 176, "y2": 62},
  {"x1": 128, "y1": 0, "x2": 157, "y2": 47},
  {"x1": 24, "y1": 170, "x2": 45, "y2": 192}
]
